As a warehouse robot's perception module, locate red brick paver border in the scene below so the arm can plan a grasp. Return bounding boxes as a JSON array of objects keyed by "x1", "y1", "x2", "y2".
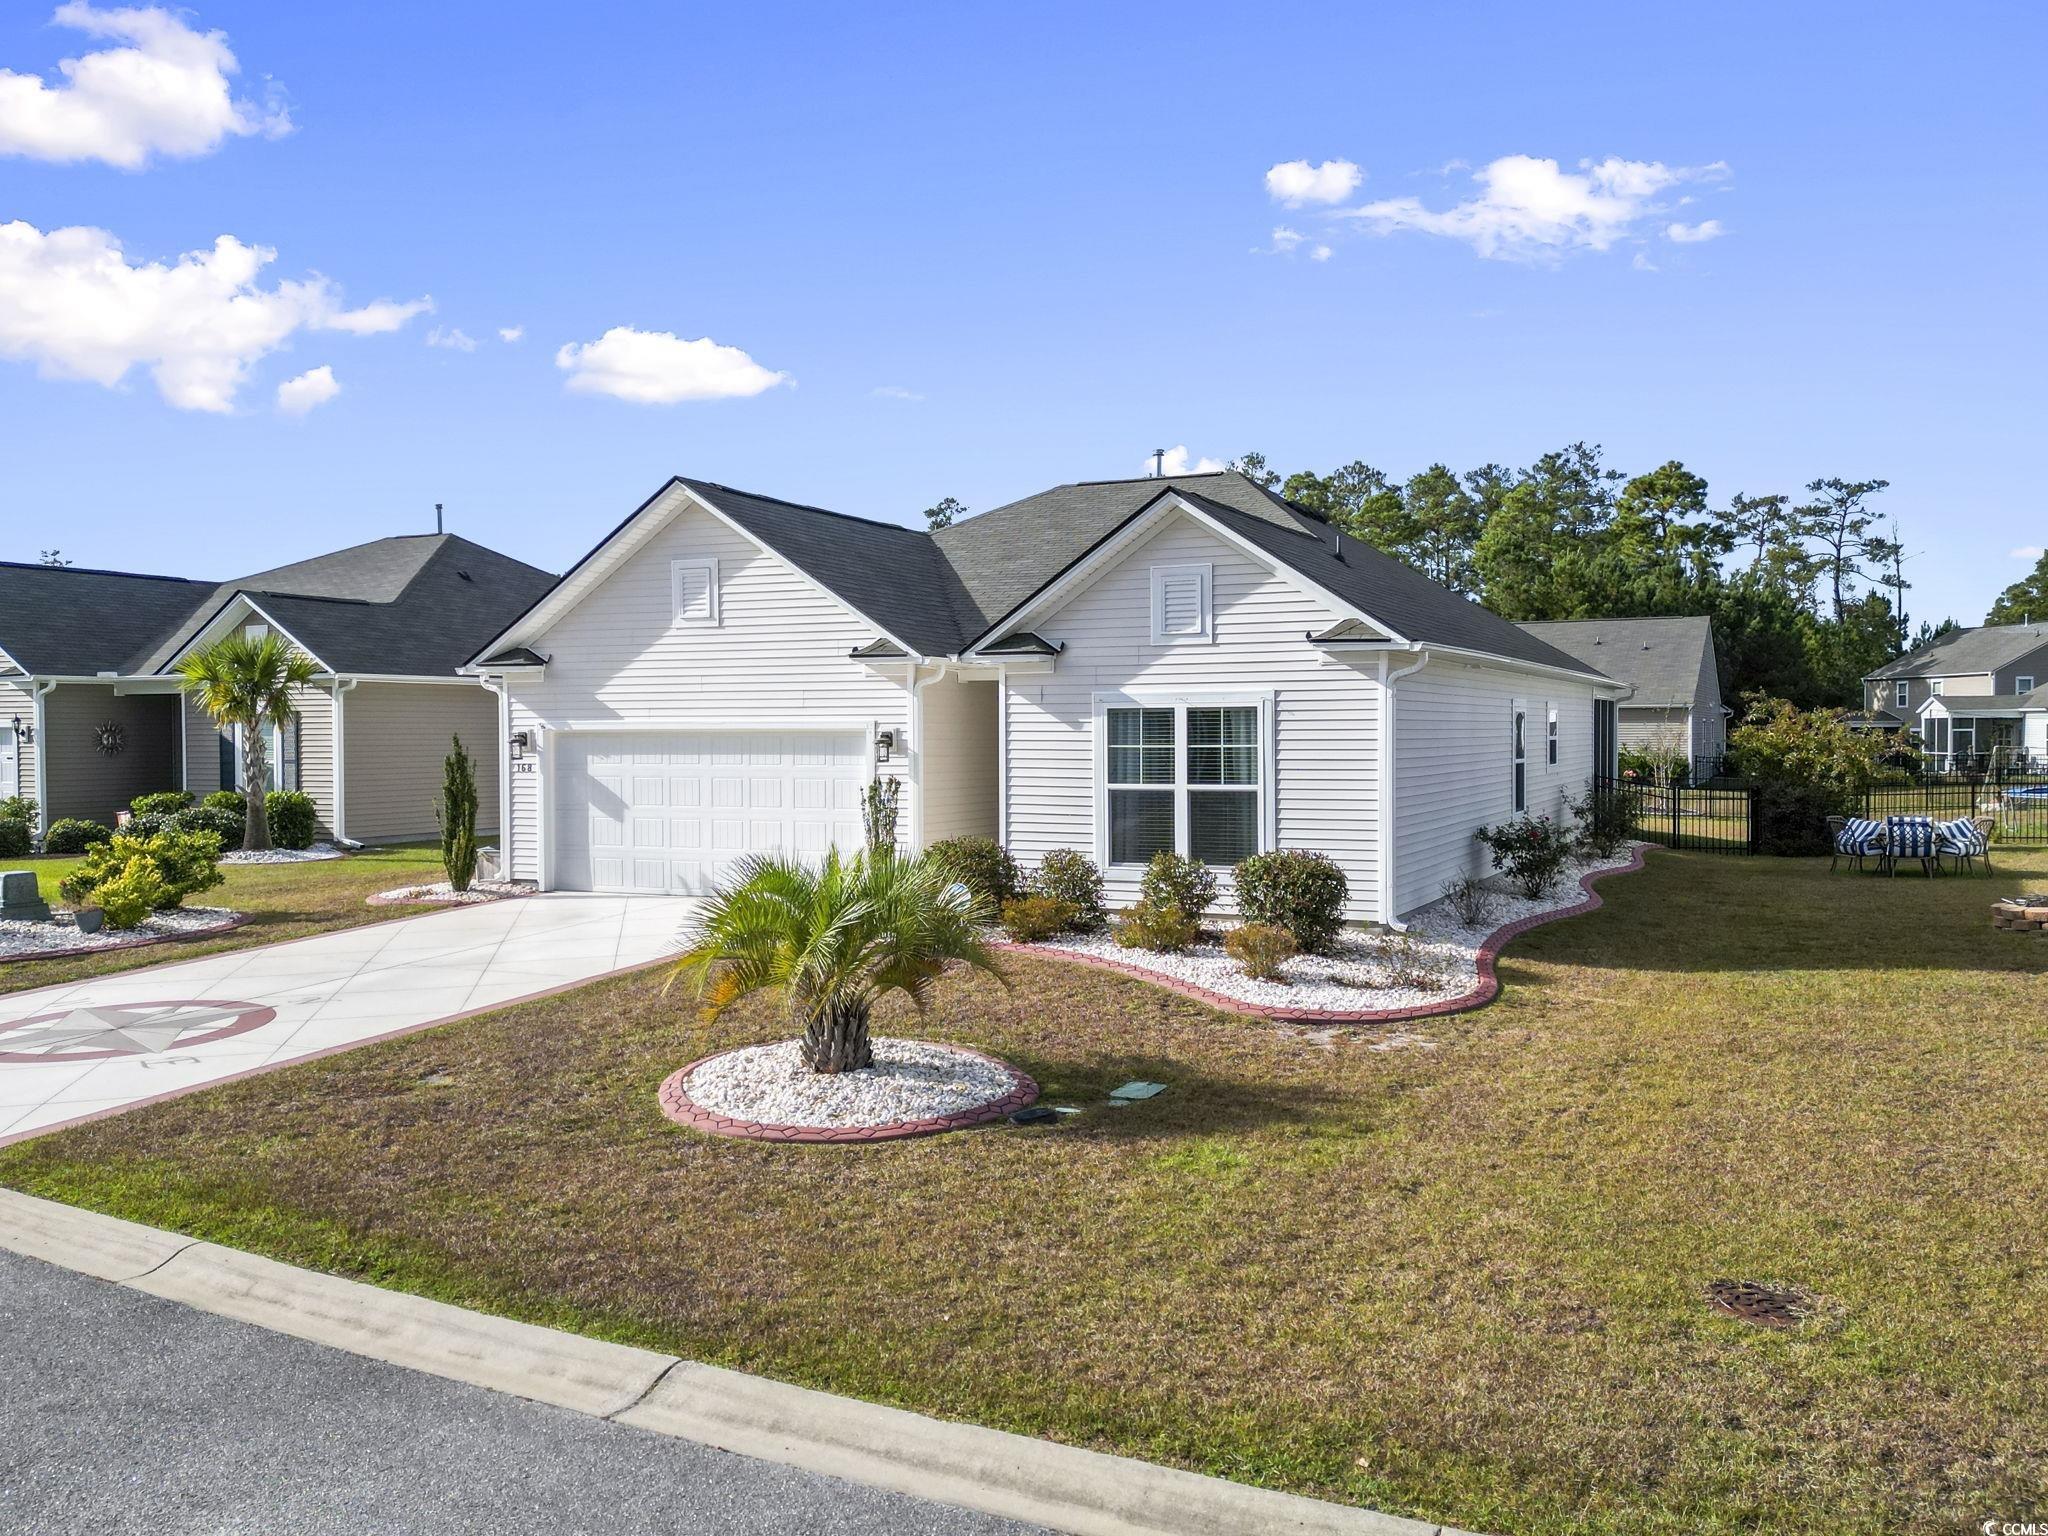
[
  {"x1": 1, "y1": 911, "x2": 249, "y2": 968},
  {"x1": 992, "y1": 844, "x2": 1650, "y2": 1025},
  {"x1": 658, "y1": 1044, "x2": 1040, "y2": 1144}
]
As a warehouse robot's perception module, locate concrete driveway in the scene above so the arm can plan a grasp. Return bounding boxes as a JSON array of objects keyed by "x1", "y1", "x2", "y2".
[{"x1": 0, "y1": 894, "x2": 699, "y2": 1145}]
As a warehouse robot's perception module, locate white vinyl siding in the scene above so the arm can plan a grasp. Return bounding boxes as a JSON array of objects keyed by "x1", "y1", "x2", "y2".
[
  {"x1": 1002, "y1": 513, "x2": 1382, "y2": 922},
  {"x1": 1394, "y1": 661, "x2": 1599, "y2": 916},
  {"x1": 501, "y1": 498, "x2": 911, "y2": 885}
]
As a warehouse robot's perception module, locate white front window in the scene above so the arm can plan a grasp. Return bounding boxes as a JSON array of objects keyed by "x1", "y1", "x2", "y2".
[
  {"x1": 671, "y1": 558, "x2": 720, "y2": 627},
  {"x1": 1148, "y1": 563, "x2": 1213, "y2": 644},
  {"x1": 2018, "y1": 676, "x2": 2036, "y2": 694},
  {"x1": 1894, "y1": 680, "x2": 1909, "y2": 709},
  {"x1": 1100, "y1": 696, "x2": 1266, "y2": 868}
]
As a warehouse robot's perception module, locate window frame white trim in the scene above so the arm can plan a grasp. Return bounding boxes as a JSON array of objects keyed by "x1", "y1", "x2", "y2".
[
  {"x1": 1091, "y1": 688, "x2": 1275, "y2": 873},
  {"x1": 1147, "y1": 561, "x2": 1213, "y2": 645},
  {"x1": 1546, "y1": 703, "x2": 1559, "y2": 766},
  {"x1": 670, "y1": 557, "x2": 721, "y2": 628},
  {"x1": 1512, "y1": 701, "x2": 1529, "y2": 814},
  {"x1": 2017, "y1": 675, "x2": 2036, "y2": 695},
  {"x1": 1894, "y1": 679, "x2": 1910, "y2": 710},
  {"x1": 1930, "y1": 678, "x2": 1944, "y2": 697}
]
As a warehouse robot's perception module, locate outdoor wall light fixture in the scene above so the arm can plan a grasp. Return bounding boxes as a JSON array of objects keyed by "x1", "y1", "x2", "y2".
[
  {"x1": 510, "y1": 730, "x2": 533, "y2": 758},
  {"x1": 875, "y1": 730, "x2": 896, "y2": 762},
  {"x1": 9, "y1": 714, "x2": 31, "y2": 745}
]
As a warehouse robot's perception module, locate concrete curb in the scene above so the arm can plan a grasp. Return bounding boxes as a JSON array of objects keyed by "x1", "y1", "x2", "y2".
[{"x1": 0, "y1": 1188, "x2": 1479, "y2": 1536}]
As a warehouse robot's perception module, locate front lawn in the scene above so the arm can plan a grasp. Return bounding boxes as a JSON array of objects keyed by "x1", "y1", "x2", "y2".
[
  {"x1": 4, "y1": 848, "x2": 2045, "y2": 1534},
  {"x1": 2, "y1": 843, "x2": 445, "y2": 993}
]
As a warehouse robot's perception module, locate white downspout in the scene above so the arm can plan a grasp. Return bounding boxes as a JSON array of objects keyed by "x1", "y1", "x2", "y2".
[
  {"x1": 996, "y1": 665, "x2": 1009, "y2": 851},
  {"x1": 31, "y1": 680, "x2": 56, "y2": 835},
  {"x1": 330, "y1": 678, "x2": 359, "y2": 844},
  {"x1": 1377, "y1": 647, "x2": 1430, "y2": 932}
]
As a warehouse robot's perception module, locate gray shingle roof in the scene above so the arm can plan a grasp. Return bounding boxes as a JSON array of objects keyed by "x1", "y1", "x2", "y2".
[
  {"x1": 0, "y1": 562, "x2": 219, "y2": 676},
  {"x1": 1516, "y1": 616, "x2": 1717, "y2": 707},
  {"x1": 1867, "y1": 624, "x2": 2048, "y2": 680},
  {"x1": 1927, "y1": 694, "x2": 2037, "y2": 712},
  {"x1": 1, "y1": 535, "x2": 554, "y2": 680}
]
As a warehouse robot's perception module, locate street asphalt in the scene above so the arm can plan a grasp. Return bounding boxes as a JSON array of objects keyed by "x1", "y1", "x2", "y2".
[{"x1": 0, "y1": 1246, "x2": 1044, "y2": 1536}]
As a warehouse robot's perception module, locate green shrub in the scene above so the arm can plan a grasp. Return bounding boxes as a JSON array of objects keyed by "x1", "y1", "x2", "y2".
[
  {"x1": 0, "y1": 795, "x2": 35, "y2": 824},
  {"x1": 129, "y1": 790, "x2": 194, "y2": 817},
  {"x1": 436, "y1": 736, "x2": 479, "y2": 890},
  {"x1": 1000, "y1": 895, "x2": 1076, "y2": 943},
  {"x1": 1753, "y1": 783, "x2": 1847, "y2": 856},
  {"x1": 1029, "y1": 849, "x2": 1105, "y2": 932},
  {"x1": 1618, "y1": 746, "x2": 1688, "y2": 784},
  {"x1": 266, "y1": 790, "x2": 318, "y2": 851},
  {"x1": 0, "y1": 817, "x2": 30, "y2": 858},
  {"x1": 927, "y1": 836, "x2": 1018, "y2": 917},
  {"x1": 1223, "y1": 922, "x2": 1297, "y2": 980},
  {"x1": 179, "y1": 805, "x2": 246, "y2": 844},
  {"x1": 90, "y1": 856, "x2": 169, "y2": 929},
  {"x1": 202, "y1": 789, "x2": 246, "y2": 815},
  {"x1": 1140, "y1": 851, "x2": 1216, "y2": 920},
  {"x1": 42, "y1": 818, "x2": 112, "y2": 856},
  {"x1": 1569, "y1": 783, "x2": 1639, "y2": 858},
  {"x1": 1474, "y1": 815, "x2": 1576, "y2": 899},
  {"x1": 1232, "y1": 849, "x2": 1348, "y2": 955},
  {"x1": 61, "y1": 829, "x2": 223, "y2": 911},
  {"x1": 1114, "y1": 899, "x2": 1198, "y2": 954}
]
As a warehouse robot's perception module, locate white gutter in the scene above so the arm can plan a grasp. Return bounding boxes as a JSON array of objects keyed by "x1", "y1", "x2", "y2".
[
  {"x1": 31, "y1": 680, "x2": 56, "y2": 835},
  {"x1": 1376, "y1": 647, "x2": 1430, "y2": 932},
  {"x1": 329, "y1": 678, "x2": 360, "y2": 842}
]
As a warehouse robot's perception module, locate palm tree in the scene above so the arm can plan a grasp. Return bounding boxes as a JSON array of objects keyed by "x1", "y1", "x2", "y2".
[
  {"x1": 177, "y1": 631, "x2": 319, "y2": 852},
  {"x1": 671, "y1": 848, "x2": 1004, "y2": 1073}
]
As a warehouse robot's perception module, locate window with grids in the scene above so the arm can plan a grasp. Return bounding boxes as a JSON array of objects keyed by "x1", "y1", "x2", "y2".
[
  {"x1": 1105, "y1": 704, "x2": 1261, "y2": 866},
  {"x1": 1546, "y1": 708, "x2": 1558, "y2": 765},
  {"x1": 1894, "y1": 680, "x2": 1910, "y2": 709},
  {"x1": 1512, "y1": 708, "x2": 1527, "y2": 812}
]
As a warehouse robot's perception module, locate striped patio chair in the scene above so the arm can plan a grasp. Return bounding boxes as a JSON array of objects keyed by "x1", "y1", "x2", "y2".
[
  {"x1": 1829, "y1": 815, "x2": 1885, "y2": 873},
  {"x1": 1935, "y1": 816, "x2": 1993, "y2": 877},
  {"x1": 1884, "y1": 814, "x2": 1938, "y2": 878}
]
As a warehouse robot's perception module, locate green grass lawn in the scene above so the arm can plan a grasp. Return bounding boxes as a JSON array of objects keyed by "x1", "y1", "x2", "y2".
[
  {"x1": 2, "y1": 842, "x2": 444, "y2": 993},
  {"x1": 5, "y1": 848, "x2": 2046, "y2": 1534}
]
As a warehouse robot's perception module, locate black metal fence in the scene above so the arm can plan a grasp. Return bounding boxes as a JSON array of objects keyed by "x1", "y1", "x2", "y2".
[{"x1": 1598, "y1": 771, "x2": 2048, "y2": 855}]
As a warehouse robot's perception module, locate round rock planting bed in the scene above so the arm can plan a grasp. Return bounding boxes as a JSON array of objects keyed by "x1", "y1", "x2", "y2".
[
  {"x1": 0, "y1": 907, "x2": 247, "y2": 965},
  {"x1": 659, "y1": 1038, "x2": 1039, "y2": 1143},
  {"x1": 366, "y1": 880, "x2": 533, "y2": 908}
]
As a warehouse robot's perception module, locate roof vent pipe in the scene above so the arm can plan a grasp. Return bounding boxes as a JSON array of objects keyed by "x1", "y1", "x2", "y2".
[
  {"x1": 435, "y1": 502, "x2": 444, "y2": 535},
  {"x1": 1150, "y1": 449, "x2": 1165, "y2": 478},
  {"x1": 1328, "y1": 520, "x2": 1343, "y2": 561}
]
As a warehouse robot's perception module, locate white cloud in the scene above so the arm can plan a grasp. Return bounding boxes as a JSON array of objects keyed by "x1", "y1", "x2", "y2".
[
  {"x1": 870, "y1": 384, "x2": 923, "y2": 401},
  {"x1": 0, "y1": 3, "x2": 289, "y2": 169},
  {"x1": 426, "y1": 325, "x2": 476, "y2": 352},
  {"x1": 1264, "y1": 158, "x2": 1362, "y2": 206},
  {"x1": 275, "y1": 364, "x2": 337, "y2": 414},
  {"x1": 1268, "y1": 225, "x2": 1305, "y2": 253},
  {"x1": 1666, "y1": 219, "x2": 1724, "y2": 243},
  {"x1": 0, "y1": 219, "x2": 431, "y2": 411},
  {"x1": 554, "y1": 325, "x2": 788, "y2": 404},
  {"x1": 1632, "y1": 251, "x2": 1658, "y2": 272},
  {"x1": 498, "y1": 325, "x2": 523, "y2": 342},
  {"x1": 1341, "y1": 155, "x2": 1730, "y2": 263},
  {"x1": 1309, "y1": 243, "x2": 1332, "y2": 262},
  {"x1": 2012, "y1": 546, "x2": 2045, "y2": 561},
  {"x1": 1147, "y1": 445, "x2": 1225, "y2": 477}
]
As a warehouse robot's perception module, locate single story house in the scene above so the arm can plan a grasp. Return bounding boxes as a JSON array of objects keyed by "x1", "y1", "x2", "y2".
[
  {"x1": 1861, "y1": 623, "x2": 2048, "y2": 768},
  {"x1": 465, "y1": 471, "x2": 1627, "y2": 926},
  {"x1": 1516, "y1": 616, "x2": 1728, "y2": 766},
  {"x1": 0, "y1": 535, "x2": 556, "y2": 841}
]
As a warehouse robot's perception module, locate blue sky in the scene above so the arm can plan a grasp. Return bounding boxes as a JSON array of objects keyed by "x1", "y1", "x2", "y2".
[{"x1": 2, "y1": 1, "x2": 2041, "y2": 626}]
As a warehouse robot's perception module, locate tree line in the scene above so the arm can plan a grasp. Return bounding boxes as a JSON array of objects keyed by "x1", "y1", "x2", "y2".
[{"x1": 1225, "y1": 445, "x2": 1940, "y2": 710}]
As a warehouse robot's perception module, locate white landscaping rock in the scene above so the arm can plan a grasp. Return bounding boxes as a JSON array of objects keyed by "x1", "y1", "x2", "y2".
[
  {"x1": 0, "y1": 905, "x2": 239, "y2": 958},
  {"x1": 368, "y1": 879, "x2": 529, "y2": 906},
  {"x1": 682, "y1": 1038, "x2": 1020, "y2": 1128},
  {"x1": 1020, "y1": 846, "x2": 1642, "y2": 1014},
  {"x1": 220, "y1": 843, "x2": 346, "y2": 865}
]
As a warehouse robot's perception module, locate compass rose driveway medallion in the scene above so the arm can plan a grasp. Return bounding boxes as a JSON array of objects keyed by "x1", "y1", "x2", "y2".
[{"x1": 0, "y1": 1000, "x2": 276, "y2": 1064}]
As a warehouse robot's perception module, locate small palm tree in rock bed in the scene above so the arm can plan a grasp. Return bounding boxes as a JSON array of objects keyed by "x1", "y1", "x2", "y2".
[
  {"x1": 671, "y1": 848, "x2": 1004, "y2": 1073},
  {"x1": 176, "y1": 632, "x2": 318, "y2": 852}
]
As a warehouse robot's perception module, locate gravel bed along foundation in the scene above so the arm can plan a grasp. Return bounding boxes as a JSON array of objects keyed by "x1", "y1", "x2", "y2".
[
  {"x1": 1020, "y1": 846, "x2": 1645, "y2": 1014},
  {"x1": 678, "y1": 1037, "x2": 1028, "y2": 1129},
  {"x1": 365, "y1": 880, "x2": 531, "y2": 907},
  {"x1": 0, "y1": 906, "x2": 242, "y2": 960},
  {"x1": 220, "y1": 844, "x2": 346, "y2": 865}
]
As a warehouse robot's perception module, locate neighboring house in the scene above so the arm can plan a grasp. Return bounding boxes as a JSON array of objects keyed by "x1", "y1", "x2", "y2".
[
  {"x1": 1862, "y1": 623, "x2": 2048, "y2": 766},
  {"x1": 465, "y1": 472, "x2": 1627, "y2": 925},
  {"x1": 0, "y1": 536, "x2": 556, "y2": 840},
  {"x1": 1516, "y1": 616, "x2": 1728, "y2": 766}
]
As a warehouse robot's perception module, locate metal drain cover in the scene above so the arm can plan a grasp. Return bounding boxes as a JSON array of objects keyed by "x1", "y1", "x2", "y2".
[{"x1": 1705, "y1": 1279, "x2": 1811, "y2": 1327}]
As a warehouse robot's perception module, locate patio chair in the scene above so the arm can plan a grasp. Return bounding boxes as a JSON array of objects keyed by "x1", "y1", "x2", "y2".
[
  {"x1": 1883, "y1": 814, "x2": 1938, "y2": 878},
  {"x1": 1829, "y1": 815, "x2": 1885, "y2": 873},
  {"x1": 1936, "y1": 815, "x2": 1994, "y2": 877}
]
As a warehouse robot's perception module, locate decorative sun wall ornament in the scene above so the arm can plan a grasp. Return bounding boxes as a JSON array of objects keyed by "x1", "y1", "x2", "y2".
[{"x1": 94, "y1": 720, "x2": 126, "y2": 755}]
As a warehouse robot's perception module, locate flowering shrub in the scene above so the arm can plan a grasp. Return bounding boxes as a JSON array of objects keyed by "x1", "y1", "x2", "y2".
[{"x1": 1474, "y1": 815, "x2": 1576, "y2": 899}]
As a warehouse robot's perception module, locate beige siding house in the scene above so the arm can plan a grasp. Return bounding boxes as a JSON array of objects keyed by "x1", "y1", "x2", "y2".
[
  {"x1": 0, "y1": 535, "x2": 554, "y2": 841},
  {"x1": 471, "y1": 472, "x2": 1624, "y2": 926},
  {"x1": 1863, "y1": 624, "x2": 2048, "y2": 769},
  {"x1": 1517, "y1": 616, "x2": 1727, "y2": 769}
]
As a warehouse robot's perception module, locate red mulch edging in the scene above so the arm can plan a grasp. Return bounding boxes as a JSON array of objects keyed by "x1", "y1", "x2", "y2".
[
  {"x1": 0, "y1": 911, "x2": 249, "y2": 967},
  {"x1": 992, "y1": 844, "x2": 1650, "y2": 1025},
  {"x1": 658, "y1": 1044, "x2": 1040, "y2": 1144}
]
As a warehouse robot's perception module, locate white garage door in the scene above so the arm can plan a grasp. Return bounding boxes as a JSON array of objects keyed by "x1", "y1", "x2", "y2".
[{"x1": 554, "y1": 730, "x2": 868, "y2": 895}]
